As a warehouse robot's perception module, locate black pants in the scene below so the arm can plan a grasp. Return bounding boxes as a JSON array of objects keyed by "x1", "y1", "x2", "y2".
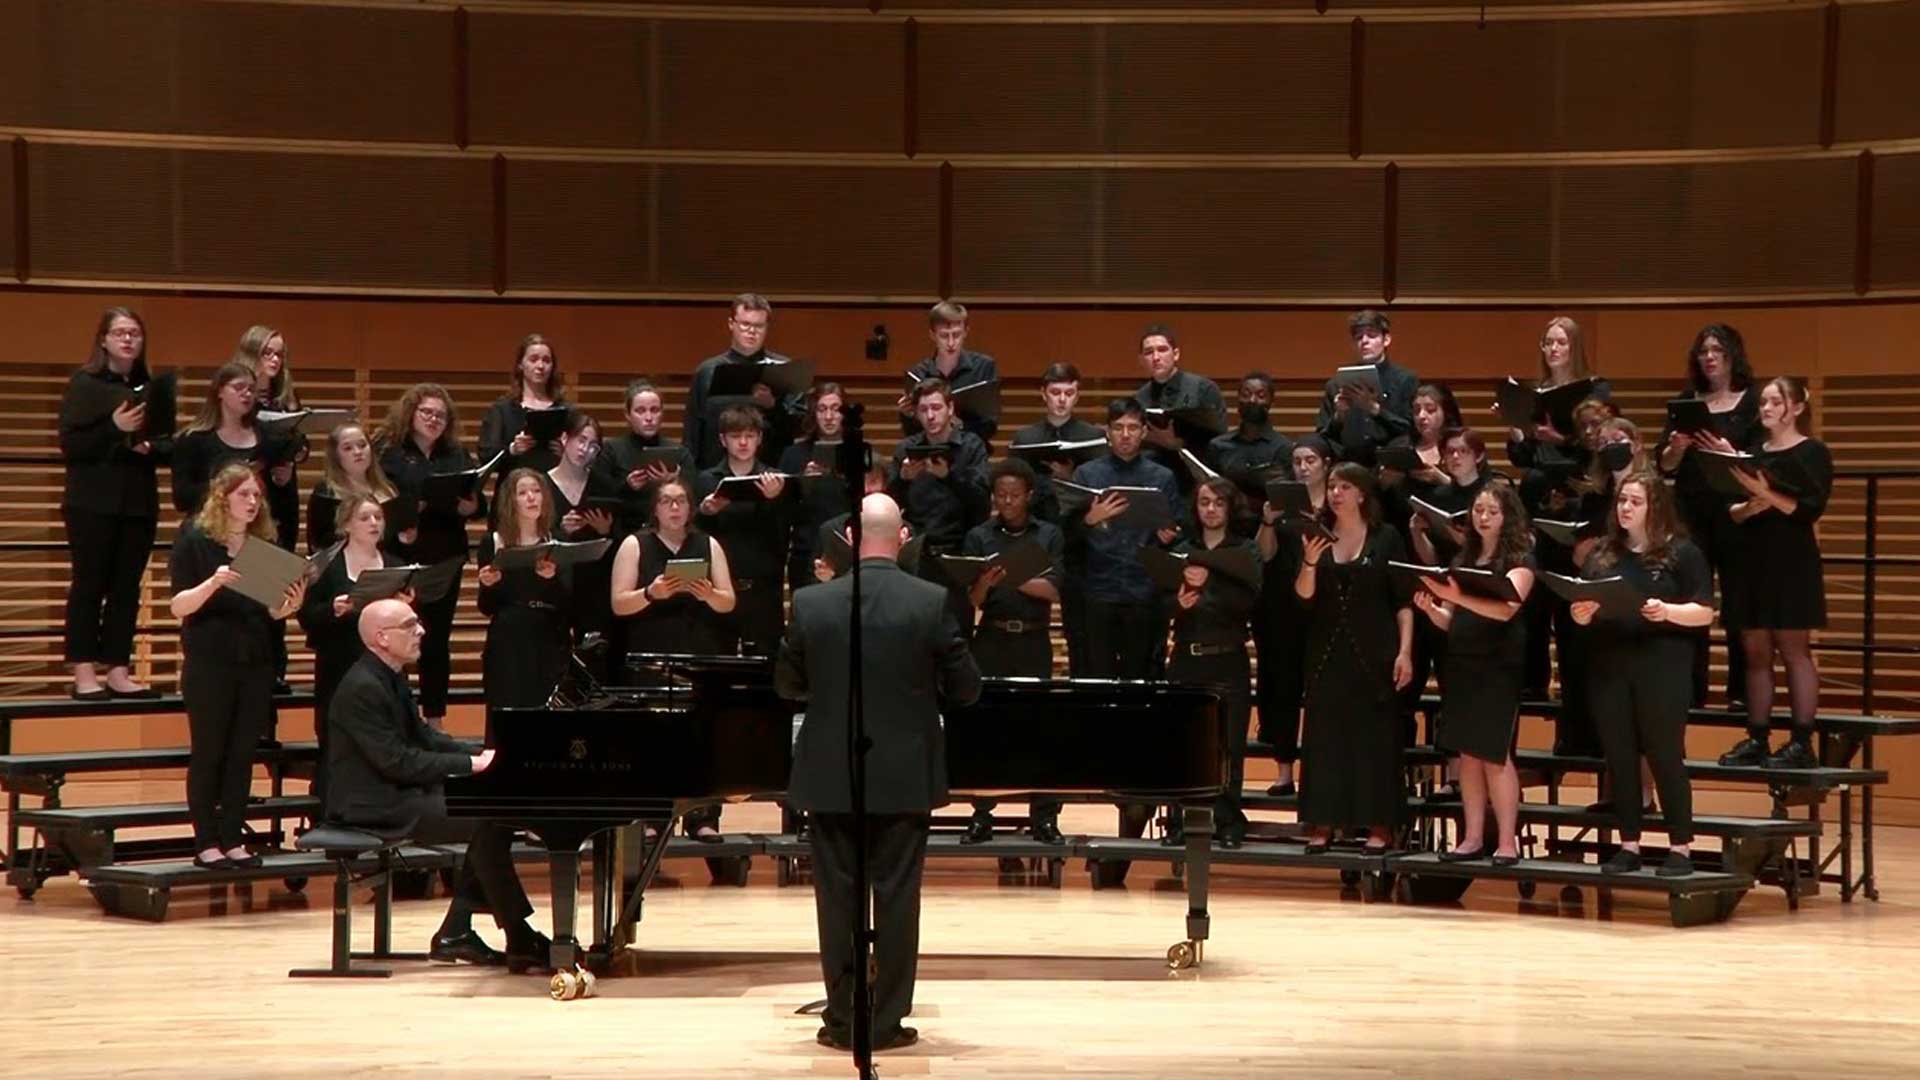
[
  {"x1": 809, "y1": 812, "x2": 930, "y2": 1039},
  {"x1": 733, "y1": 575, "x2": 785, "y2": 658},
  {"x1": 184, "y1": 657, "x2": 275, "y2": 850},
  {"x1": 1082, "y1": 598, "x2": 1165, "y2": 680},
  {"x1": 62, "y1": 508, "x2": 155, "y2": 667},
  {"x1": 414, "y1": 578, "x2": 460, "y2": 718},
  {"x1": 1551, "y1": 602, "x2": 1602, "y2": 756},
  {"x1": 969, "y1": 627, "x2": 1062, "y2": 825},
  {"x1": 1060, "y1": 578, "x2": 1090, "y2": 678},
  {"x1": 1590, "y1": 642, "x2": 1695, "y2": 845},
  {"x1": 1170, "y1": 646, "x2": 1251, "y2": 831},
  {"x1": 412, "y1": 810, "x2": 535, "y2": 929}
]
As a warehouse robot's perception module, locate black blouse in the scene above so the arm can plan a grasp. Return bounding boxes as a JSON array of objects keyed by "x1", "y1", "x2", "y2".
[
  {"x1": 622, "y1": 529, "x2": 732, "y2": 657},
  {"x1": 59, "y1": 367, "x2": 165, "y2": 518},
  {"x1": 478, "y1": 396, "x2": 567, "y2": 478},
  {"x1": 379, "y1": 438, "x2": 478, "y2": 566},
  {"x1": 169, "y1": 523, "x2": 275, "y2": 665}
]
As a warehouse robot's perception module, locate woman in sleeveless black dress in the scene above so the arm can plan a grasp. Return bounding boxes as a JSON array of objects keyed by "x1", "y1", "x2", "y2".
[
  {"x1": 477, "y1": 468, "x2": 573, "y2": 710},
  {"x1": 1413, "y1": 482, "x2": 1537, "y2": 865}
]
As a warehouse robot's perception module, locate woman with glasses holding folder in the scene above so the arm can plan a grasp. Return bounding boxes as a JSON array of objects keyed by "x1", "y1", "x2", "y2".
[
  {"x1": 611, "y1": 476, "x2": 737, "y2": 841},
  {"x1": 378, "y1": 384, "x2": 482, "y2": 726},
  {"x1": 476, "y1": 468, "x2": 575, "y2": 711},
  {"x1": 167, "y1": 463, "x2": 307, "y2": 870},
  {"x1": 298, "y1": 493, "x2": 407, "y2": 802},
  {"x1": 1567, "y1": 472, "x2": 1714, "y2": 877},
  {"x1": 60, "y1": 307, "x2": 167, "y2": 702}
]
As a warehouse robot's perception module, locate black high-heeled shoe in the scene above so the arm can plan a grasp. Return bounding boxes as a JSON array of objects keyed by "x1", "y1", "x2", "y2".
[
  {"x1": 193, "y1": 854, "x2": 231, "y2": 871},
  {"x1": 1437, "y1": 846, "x2": 1486, "y2": 862}
]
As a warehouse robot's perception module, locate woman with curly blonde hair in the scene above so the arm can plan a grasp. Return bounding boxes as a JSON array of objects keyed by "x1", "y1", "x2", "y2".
[{"x1": 168, "y1": 463, "x2": 306, "y2": 870}]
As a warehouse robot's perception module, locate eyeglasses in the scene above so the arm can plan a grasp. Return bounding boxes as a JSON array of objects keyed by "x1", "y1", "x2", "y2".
[
  {"x1": 730, "y1": 320, "x2": 769, "y2": 335},
  {"x1": 106, "y1": 329, "x2": 143, "y2": 342},
  {"x1": 415, "y1": 407, "x2": 448, "y2": 421}
]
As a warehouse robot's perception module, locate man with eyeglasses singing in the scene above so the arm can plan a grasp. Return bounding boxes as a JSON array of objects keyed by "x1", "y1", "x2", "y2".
[{"x1": 685, "y1": 293, "x2": 803, "y2": 471}]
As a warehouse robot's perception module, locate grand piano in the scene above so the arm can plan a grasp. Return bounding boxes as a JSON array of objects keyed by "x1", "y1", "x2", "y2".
[{"x1": 446, "y1": 654, "x2": 1225, "y2": 998}]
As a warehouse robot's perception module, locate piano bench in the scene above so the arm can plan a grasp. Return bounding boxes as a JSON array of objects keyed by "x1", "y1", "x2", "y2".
[{"x1": 288, "y1": 827, "x2": 424, "y2": 980}]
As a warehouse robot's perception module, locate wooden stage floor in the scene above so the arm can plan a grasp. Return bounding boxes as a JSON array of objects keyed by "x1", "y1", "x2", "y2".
[{"x1": 4, "y1": 802, "x2": 1919, "y2": 1079}]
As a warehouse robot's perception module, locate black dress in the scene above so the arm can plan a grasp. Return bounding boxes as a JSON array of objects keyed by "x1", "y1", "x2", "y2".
[
  {"x1": 1299, "y1": 526, "x2": 1414, "y2": 829},
  {"x1": 379, "y1": 437, "x2": 477, "y2": 718},
  {"x1": 476, "y1": 532, "x2": 573, "y2": 710},
  {"x1": 1436, "y1": 555, "x2": 1533, "y2": 764},
  {"x1": 1721, "y1": 437, "x2": 1832, "y2": 631},
  {"x1": 619, "y1": 529, "x2": 734, "y2": 659},
  {"x1": 478, "y1": 396, "x2": 566, "y2": 478},
  {"x1": 778, "y1": 439, "x2": 854, "y2": 594},
  {"x1": 544, "y1": 469, "x2": 622, "y2": 640},
  {"x1": 1255, "y1": 527, "x2": 1308, "y2": 764}
]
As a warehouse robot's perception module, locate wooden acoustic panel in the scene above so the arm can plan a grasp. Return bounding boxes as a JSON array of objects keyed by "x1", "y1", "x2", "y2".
[
  {"x1": 26, "y1": 143, "x2": 493, "y2": 291},
  {"x1": 1397, "y1": 158, "x2": 1857, "y2": 297},
  {"x1": 917, "y1": 22, "x2": 1348, "y2": 155},
  {"x1": 1835, "y1": 1, "x2": 1920, "y2": 144},
  {"x1": 0, "y1": 147, "x2": 13, "y2": 279},
  {"x1": 505, "y1": 159, "x2": 656, "y2": 294},
  {"x1": 1365, "y1": 11, "x2": 1823, "y2": 153},
  {"x1": 649, "y1": 164, "x2": 940, "y2": 297},
  {"x1": 469, "y1": 13, "x2": 902, "y2": 153},
  {"x1": 0, "y1": 0, "x2": 455, "y2": 143},
  {"x1": 951, "y1": 166, "x2": 1383, "y2": 297},
  {"x1": 1872, "y1": 152, "x2": 1920, "y2": 291}
]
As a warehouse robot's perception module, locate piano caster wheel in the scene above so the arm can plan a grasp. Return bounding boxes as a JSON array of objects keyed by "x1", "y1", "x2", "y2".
[
  {"x1": 550, "y1": 966, "x2": 595, "y2": 1001},
  {"x1": 1517, "y1": 879, "x2": 1538, "y2": 900},
  {"x1": 1166, "y1": 940, "x2": 1200, "y2": 971}
]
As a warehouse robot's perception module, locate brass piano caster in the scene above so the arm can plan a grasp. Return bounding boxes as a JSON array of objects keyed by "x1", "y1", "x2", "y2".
[
  {"x1": 1166, "y1": 940, "x2": 1201, "y2": 971},
  {"x1": 549, "y1": 965, "x2": 598, "y2": 1001}
]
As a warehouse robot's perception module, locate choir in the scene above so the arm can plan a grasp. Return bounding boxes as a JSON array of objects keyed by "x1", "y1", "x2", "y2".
[{"x1": 59, "y1": 297, "x2": 1840, "y2": 869}]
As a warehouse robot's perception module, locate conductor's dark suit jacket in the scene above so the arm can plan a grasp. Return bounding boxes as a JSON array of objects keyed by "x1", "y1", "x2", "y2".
[
  {"x1": 324, "y1": 651, "x2": 473, "y2": 835},
  {"x1": 776, "y1": 557, "x2": 982, "y2": 815}
]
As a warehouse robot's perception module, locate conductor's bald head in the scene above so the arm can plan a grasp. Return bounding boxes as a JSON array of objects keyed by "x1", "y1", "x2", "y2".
[
  {"x1": 856, "y1": 493, "x2": 909, "y2": 561},
  {"x1": 359, "y1": 598, "x2": 425, "y2": 670}
]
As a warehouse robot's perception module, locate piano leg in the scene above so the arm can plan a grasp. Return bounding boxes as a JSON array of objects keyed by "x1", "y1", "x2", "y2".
[
  {"x1": 547, "y1": 846, "x2": 583, "y2": 974},
  {"x1": 1172, "y1": 804, "x2": 1213, "y2": 970}
]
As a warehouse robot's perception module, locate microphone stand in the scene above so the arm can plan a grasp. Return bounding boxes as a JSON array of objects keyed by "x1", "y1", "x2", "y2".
[{"x1": 835, "y1": 402, "x2": 877, "y2": 1079}]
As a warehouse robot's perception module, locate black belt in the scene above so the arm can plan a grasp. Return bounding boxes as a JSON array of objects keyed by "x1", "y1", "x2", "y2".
[
  {"x1": 1176, "y1": 640, "x2": 1243, "y2": 657},
  {"x1": 982, "y1": 618, "x2": 1048, "y2": 635}
]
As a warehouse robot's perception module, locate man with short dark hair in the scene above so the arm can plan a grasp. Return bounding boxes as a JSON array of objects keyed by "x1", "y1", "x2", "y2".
[
  {"x1": 1133, "y1": 323, "x2": 1226, "y2": 488},
  {"x1": 898, "y1": 300, "x2": 998, "y2": 445},
  {"x1": 1008, "y1": 362, "x2": 1103, "y2": 675},
  {"x1": 325, "y1": 598, "x2": 545, "y2": 969},
  {"x1": 685, "y1": 293, "x2": 802, "y2": 469},
  {"x1": 958, "y1": 457, "x2": 1066, "y2": 845},
  {"x1": 1207, "y1": 371, "x2": 1295, "y2": 535},
  {"x1": 1068, "y1": 398, "x2": 1180, "y2": 680},
  {"x1": 695, "y1": 405, "x2": 792, "y2": 659},
  {"x1": 1314, "y1": 308, "x2": 1419, "y2": 463},
  {"x1": 889, "y1": 379, "x2": 991, "y2": 560},
  {"x1": 777, "y1": 494, "x2": 981, "y2": 1054}
]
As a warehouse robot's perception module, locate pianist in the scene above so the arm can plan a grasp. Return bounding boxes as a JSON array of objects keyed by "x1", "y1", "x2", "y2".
[
  {"x1": 325, "y1": 598, "x2": 548, "y2": 970},
  {"x1": 776, "y1": 494, "x2": 982, "y2": 1053}
]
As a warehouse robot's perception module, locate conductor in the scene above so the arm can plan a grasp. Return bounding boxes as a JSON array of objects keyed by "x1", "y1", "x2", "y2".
[
  {"x1": 324, "y1": 598, "x2": 549, "y2": 969},
  {"x1": 776, "y1": 494, "x2": 982, "y2": 1052}
]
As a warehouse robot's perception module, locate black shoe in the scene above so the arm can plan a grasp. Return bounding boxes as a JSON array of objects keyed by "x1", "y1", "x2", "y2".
[
  {"x1": 192, "y1": 854, "x2": 231, "y2": 871},
  {"x1": 107, "y1": 685, "x2": 161, "y2": 700},
  {"x1": 1657, "y1": 851, "x2": 1695, "y2": 878},
  {"x1": 505, "y1": 930, "x2": 553, "y2": 974},
  {"x1": 1765, "y1": 741, "x2": 1818, "y2": 770},
  {"x1": 1219, "y1": 824, "x2": 1246, "y2": 849},
  {"x1": 1265, "y1": 781, "x2": 1296, "y2": 797},
  {"x1": 815, "y1": 1027, "x2": 851, "y2": 1050},
  {"x1": 224, "y1": 851, "x2": 263, "y2": 869},
  {"x1": 69, "y1": 687, "x2": 113, "y2": 702},
  {"x1": 1601, "y1": 849, "x2": 1643, "y2": 875},
  {"x1": 1718, "y1": 736, "x2": 1770, "y2": 767},
  {"x1": 1491, "y1": 853, "x2": 1521, "y2": 868},
  {"x1": 1437, "y1": 845, "x2": 1486, "y2": 862},
  {"x1": 1029, "y1": 819, "x2": 1064, "y2": 846},
  {"x1": 430, "y1": 929, "x2": 506, "y2": 966},
  {"x1": 874, "y1": 1026, "x2": 919, "y2": 1052},
  {"x1": 686, "y1": 823, "x2": 724, "y2": 844},
  {"x1": 1304, "y1": 837, "x2": 1330, "y2": 855},
  {"x1": 961, "y1": 815, "x2": 994, "y2": 845},
  {"x1": 273, "y1": 678, "x2": 293, "y2": 696},
  {"x1": 1160, "y1": 829, "x2": 1186, "y2": 847}
]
